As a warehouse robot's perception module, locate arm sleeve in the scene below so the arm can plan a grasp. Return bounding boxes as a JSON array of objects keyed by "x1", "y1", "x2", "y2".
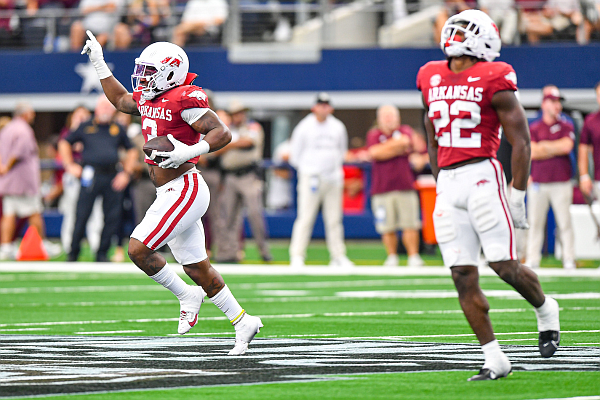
[
  {"x1": 558, "y1": 121, "x2": 575, "y2": 141},
  {"x1": 119, "y1": 127, "x2": 134, "y2": 150},
  {"x1": 180, "y1": 86, "x2": 211, "y2": 109},
  {"x1": 288, "y1": 123, "x2": 303, "y2": 168},
  {"x1": 64, "y1": 126, "x2": 83, "y2": 145},
  {"x1": 489, "y1": 63, "x2": 518, "y2": 97},
  {"x1": 340, "y1": 122, "x2": 348, "y2": 155},
  {"x1": 181, "y1": 108, "x2": 210, "y2": 125},
  {"x1": 366, "y1": 130, "x2": 377, "y2": 148},
  {"x1": 580, "y1": 118, "x2": 592, "y2": 145}
]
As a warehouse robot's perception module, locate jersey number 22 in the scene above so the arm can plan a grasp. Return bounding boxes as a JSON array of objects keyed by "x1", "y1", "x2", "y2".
[{"x1": 429, "y1": 100, "x2": 481, "y2": 148}]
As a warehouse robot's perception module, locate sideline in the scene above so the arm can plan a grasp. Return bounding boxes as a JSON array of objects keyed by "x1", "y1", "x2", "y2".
[{"x1": 1, "y1": 262, "x2": 600, "y2": 277}]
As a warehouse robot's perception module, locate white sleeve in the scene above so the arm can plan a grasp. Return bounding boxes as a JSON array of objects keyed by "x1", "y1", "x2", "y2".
[
  {"x1": 289, "y1": 122, "x2": 304, "y2": 168},
  {"x1": 181, "y1": 108, "x2": 210, "y2": 125}
]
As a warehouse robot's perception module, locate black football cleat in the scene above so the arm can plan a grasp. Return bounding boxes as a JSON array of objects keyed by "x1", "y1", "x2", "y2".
[
  {"x1": 539, "y1": 330, "x2": 560, "y2": 358},
  {"x1": 467, "y1": 368, "x2": 512, "y2": 381}
]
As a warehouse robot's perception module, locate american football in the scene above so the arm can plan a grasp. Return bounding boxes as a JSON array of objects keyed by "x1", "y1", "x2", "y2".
[{"x1": 143, "y1": 135, "x2": 174, "y2": 164}]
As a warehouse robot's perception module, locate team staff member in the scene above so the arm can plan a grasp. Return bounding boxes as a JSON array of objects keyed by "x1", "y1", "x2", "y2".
[
  {"x1": 526, "y1": 86, "x2": 576, "y2": 270},
  {"x1": 289, "y1": 92, "x2": 354, "y2": 268},
  {"x1": 59, "y1": 95, "x2": 138, "y2": 262},
  {"x1": 367, "y1": 104, "x2": 424, "y2": 268},
  {"x1": 216, "y1": 100, "x2": 272, "y2": 263},
  {"x1": 579, "y1": 81, "x2": 600, "y2": 200}
]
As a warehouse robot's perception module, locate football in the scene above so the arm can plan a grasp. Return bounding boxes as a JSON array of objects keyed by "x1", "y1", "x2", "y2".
[{"x1": 143, "y1": 135, "x2": 174, "y2": 164}]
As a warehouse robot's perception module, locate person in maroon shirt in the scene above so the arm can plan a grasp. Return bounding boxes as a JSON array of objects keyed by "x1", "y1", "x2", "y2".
[
  {"x1": 578, "y1": 82, "x2": 600, "y2": 200},
  {"x1": 527, "y1": 86, "x2": 576, "y2": 270},
  {"x1": 367, "y1": 105, "x2": 424, "y2": 267}
]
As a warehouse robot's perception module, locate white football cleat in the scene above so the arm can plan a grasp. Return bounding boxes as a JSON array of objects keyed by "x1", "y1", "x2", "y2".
[
  {"x1": 178, "y1": 285, "x2": 205, "y2": 335},
  {"x1": 329, "y1": 255, "x2": 354, "y2": 268},
  {"x1": 383, "y1": 254, "x2": 399, "y2": 267},
  {"x1": 228, "y1": 314, "x2": 263, "y2": 356}
]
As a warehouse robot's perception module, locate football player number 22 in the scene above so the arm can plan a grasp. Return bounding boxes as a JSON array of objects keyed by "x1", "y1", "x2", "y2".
[
  {"x1": 143, "y1": 118, "x2": 158, "y2": 142},
  {"x1": 429, "y1": 100, "x2": 482, "y2": 148}
]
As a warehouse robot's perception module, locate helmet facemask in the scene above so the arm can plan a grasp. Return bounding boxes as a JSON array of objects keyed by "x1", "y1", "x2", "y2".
[
  {"x1": 132, "y1": 62, "x2": 161, "y2": 100},
  {"x1": 440, "y1": 10, "x2": 501, "y2": 62}
]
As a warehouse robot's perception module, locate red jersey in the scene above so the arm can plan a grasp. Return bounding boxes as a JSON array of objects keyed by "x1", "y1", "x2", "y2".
[
  {"x1": 133, "y1": 85, "x2": 210, "y2": 166},
  {"x1": 416, "y1": 60, "x2": 518, "y2": 168}
]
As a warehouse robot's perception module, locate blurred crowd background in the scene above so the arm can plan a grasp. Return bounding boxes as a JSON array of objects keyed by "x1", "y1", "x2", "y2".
[
  {"x1": 1, "y1": 0, "x2": 600, "y2": 267},
  {"x1": 1, "y1": 0, "x2": 600, "y2": 51}
]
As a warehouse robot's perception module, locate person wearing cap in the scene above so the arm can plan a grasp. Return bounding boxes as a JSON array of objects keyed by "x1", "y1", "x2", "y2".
[
  {"x1": 288, "y1": 92, "x2": 354, "y2": 268},
  {"x1": 526, "y1": 85, "x2": 576, "y2": 270},
  {"x1": 215, "y1": 99, "x2": 272, "y2": 263},
  {"x1": 578, "y1": 82, "x2": 600, "y2": 202}
]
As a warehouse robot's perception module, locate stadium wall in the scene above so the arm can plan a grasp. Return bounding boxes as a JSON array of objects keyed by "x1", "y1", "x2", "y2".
[{"x1": 1, "y1": 44, "x2": 599, "y2": 111}]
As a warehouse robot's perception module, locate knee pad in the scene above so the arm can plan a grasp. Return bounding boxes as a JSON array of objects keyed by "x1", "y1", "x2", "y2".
[
  {"x1": 441, "y1": 247, "x2": 461, "y2": 267},
  {"x1": 484, "y1": 243, "x2": 508, "y2": 263},
  {"x1": 469, "y1": 193, "x2": 499, "y2": 233},
  {"x1": 433, "y1": 206, "x2": 456, "y2": 244}
]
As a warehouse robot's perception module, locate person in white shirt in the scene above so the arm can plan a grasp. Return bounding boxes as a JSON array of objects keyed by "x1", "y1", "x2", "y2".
[{"x1": 288, "y1": 93, "x2": 354, "y2": 268}]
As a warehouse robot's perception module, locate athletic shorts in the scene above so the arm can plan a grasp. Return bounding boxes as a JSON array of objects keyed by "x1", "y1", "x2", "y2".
[
  {"x1": 2, "y1": 194, "x2": 43, "y2": 217},
  {"x1": 371, "y1": 190, "x2": 422, "y2": 234},
  {"x1": 433, "y1": 158, "x2": 517, "y2": 268},
  {"x1": 131, "y1": 168, "x2": 210, "y2": 265}
]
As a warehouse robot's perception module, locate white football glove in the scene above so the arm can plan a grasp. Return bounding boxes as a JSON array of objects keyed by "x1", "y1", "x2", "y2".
[
  {"x1": 157, "y1": 134, "x2": 210, "y2": 169},
  {"x1": 81, "y1": 30, "x2": 112, "y2": 79},
  {"x1": 508, "y1": 188, "x2": 529, "y2": 229}
]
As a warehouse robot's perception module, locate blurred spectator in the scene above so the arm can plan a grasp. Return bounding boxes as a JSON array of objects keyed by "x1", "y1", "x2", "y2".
[
  {"x1": 70, "y1": 0, "x2": 119, "y2": 50},
  {"x1": 57, "y1": 105, "x2": 105, "y2": 255},
  {"x1": 110, "y1": 111, "x2": 139, "y2": 262},
  {"x1": 526, "y1": 86, "x2": 576, "y2": 269},
  {"x1": 171, "y1": 0, "x2": 228, "y2": 47},
  {"x1": 113, "y1": 0, "x2": 171, "y2": 49},
  {"x1": 520, "y1": 0, "x2": 584, "y2": 44},
  {"x1": 0, "y1": 0, "x2": 16, "y2": 46},
  {"x1": 41, "y1": 134, "x2": 64, "y2": 208},
  {"x1": 0, "y1": 102, "x2": 59, "y2": 260},
  {"x1": 58, "y1": 95, "x2": 137, "y2": 262},
  {"x1": 434, "y1": 0, "x2": 476, "y2": 44},
  {"x1": 578, "y1": 0, "x2": 600, "y2": 43},
  {"x1": 266, "y1": 138, "x2": 292, "y2": 211},
  {"x1": 289, "y1": 92, "x2": 354, "y2": 269},
  {"x1": 343, "y1": 136, "x2": 369, "y2": 214},
  {"x1": 578, "y1": 81, "x2": 600, "y2": 199},
  {"x1": 215, "y1": 100, "x2": 272, "y2": 263},
  {"x1": 366, "y1": 104, "x2": 423, "y2": 267},
  {"x1": 199, "y1": 91, "x2": 225, "y2": 258},
  {"x1": 479, "y1": 0, "x2": 519, "y2": 44}
]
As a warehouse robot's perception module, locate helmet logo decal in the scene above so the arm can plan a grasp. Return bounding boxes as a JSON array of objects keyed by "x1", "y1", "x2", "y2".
[
  {"x1": 188, "y1": 90, "x2": 207, "y2": 101},
  {"x1": 161, "y1": 57, "x2": 181, "y2": 67}
]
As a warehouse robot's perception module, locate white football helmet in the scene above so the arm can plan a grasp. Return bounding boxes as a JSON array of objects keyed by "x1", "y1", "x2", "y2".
[
  {"x1": 131, "y1": 42, "x2": 190, "y2": 100},
  {"x1": 440, "y1": 9, "x2": 501, "y2": 62}
]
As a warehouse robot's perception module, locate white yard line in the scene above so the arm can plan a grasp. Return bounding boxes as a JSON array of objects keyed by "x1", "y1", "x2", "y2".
[
  {"x1": 0, "y1": 327, "x2": 49, "y2": 332},
  {"x1": 75, "y1": 330, "x2": 144, "y2": 335},
  {"x1": 1, "y1": 262, "x2": 600, "y2": 277},
  {"x1": 526, "y1": 397, "x2": 600, "y2": 400}
]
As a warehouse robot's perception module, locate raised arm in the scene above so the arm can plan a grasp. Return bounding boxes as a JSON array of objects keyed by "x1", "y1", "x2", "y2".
[
  {"x1": 81, "y1": 30, "x2": 140, "y2": 115},
  {"x1": 492, "y1": 89, "x2": 531, "y2": 229}
]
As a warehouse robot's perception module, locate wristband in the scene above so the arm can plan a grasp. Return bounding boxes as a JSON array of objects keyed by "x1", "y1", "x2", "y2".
[
  {"x1": 192, "y1": 140, "x2": 211, "y2": 157},
  {"x1": 93, "y1": 59, "x2": 112, "y2": 80},
  {"x1": 510, "y1": 188, "x2": 526, "y2": 204},
  {"x1": 580, "y1": 174, "x2": 591, "y2": 182}
]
